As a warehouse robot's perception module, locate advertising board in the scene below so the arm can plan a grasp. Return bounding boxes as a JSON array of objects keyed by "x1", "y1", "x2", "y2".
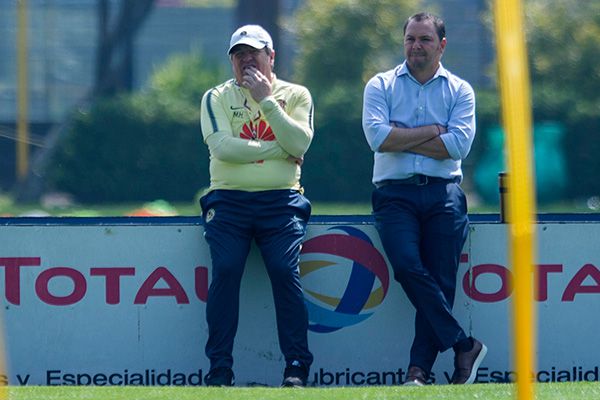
[{"x1": 0, "y1": 215, "x2": 598, "y2": 386}]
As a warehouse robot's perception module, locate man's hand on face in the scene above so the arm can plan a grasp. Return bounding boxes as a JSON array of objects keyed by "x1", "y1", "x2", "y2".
[{"x1": 242, "y1": 66, "x2": 272, "y2": 103}]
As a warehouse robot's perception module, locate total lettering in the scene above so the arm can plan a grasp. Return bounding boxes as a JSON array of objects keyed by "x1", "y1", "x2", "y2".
[
  {"x1": 0, "y1": 256, "x2": 599, "y2": 306},
  {"x1": 0, "y1": 257, "x2": 208, "y2": 305},
  {"x1": 460, "y1": 254, "x2": 600, "y2": 302}
]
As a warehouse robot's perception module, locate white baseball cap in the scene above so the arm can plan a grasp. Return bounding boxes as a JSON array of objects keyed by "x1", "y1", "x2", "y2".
[{"x1": 228, "y1": 25, "x2": 273, "y2": 54}]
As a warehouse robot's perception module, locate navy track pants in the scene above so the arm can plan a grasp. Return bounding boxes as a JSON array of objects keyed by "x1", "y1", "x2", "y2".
[{"x1": 200, "y1": 189, "x2": 313, "y2": 371}]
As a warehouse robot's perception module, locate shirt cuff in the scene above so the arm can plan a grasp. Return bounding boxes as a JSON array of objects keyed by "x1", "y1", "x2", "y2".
[
  {"x1": 440, "y1": 134, "x2": 461, "y2": 160},
  {"x1": 372, "y1": 125, "x2": 394, "y2": 152}
]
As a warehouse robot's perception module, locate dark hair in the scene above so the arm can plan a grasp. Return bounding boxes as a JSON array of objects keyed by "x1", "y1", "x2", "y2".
[{"x1": 403, "y1": 12, "x2": 445, "y2": 41}]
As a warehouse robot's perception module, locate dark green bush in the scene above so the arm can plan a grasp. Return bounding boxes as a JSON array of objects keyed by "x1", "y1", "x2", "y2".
[
  {"x1": 49, "y1": 54, "x2": 226, "y2": 202},
  {"x1": 302, "y1": 83, "x2": 373, "y2": 202},
  {"x1": 49, "y1": 97, "x2": 209, "y2": 202}
]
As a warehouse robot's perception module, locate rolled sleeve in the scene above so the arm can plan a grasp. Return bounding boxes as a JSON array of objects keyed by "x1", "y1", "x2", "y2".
[
  {"x1": 440, "y1": 81, "x2": 476, "y2": 160},
  {"x1": 362, "y1": 76, "x2": 394, "y2": 152}
]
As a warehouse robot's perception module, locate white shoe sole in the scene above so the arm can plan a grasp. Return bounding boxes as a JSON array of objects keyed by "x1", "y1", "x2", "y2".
[
  {"x1": 465, "y1": 343, "x2": 488, "y2": 384},
  {"x1": 403, "y1": 379, "x2": 425, "y2": 387}
]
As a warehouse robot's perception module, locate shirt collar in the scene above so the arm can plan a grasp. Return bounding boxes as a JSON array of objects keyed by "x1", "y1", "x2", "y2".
[{"x1": 396, "y1": 61, "x2": 449, "y2": 84}]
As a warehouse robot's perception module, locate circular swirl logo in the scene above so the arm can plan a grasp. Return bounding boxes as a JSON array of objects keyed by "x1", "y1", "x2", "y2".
[{"x1": 300, "y1": 226, "x2": 390, "y2": 333}]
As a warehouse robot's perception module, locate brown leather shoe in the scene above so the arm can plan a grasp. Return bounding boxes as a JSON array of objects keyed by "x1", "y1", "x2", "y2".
[
  {"x1": 451, "y1": 338, "x2": 488, "y2": 384},
  {"x1": 403, "y1": 366, "x2": 427, "y2": 386}
]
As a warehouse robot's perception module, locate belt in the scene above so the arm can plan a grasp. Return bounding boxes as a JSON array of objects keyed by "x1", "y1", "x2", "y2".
[{"x1": 375, "y1": 175, "x2": 458, "y2": 188}]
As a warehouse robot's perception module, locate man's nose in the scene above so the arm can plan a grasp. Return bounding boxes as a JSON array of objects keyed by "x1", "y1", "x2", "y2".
[{"x1": 241, "y1": 51, "x2": 254, "y2": 61}]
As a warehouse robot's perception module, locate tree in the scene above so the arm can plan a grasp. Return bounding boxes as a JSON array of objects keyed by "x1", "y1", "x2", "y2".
[
  {"x1": 292, "y1": 0, "x2": 422, "y2": 201},
  {"x1": 95, "y1": 0, "x2": 155, "y2": 96},
  {"x1": 234, "y1": 0, "x2": 280, "y2": 46},
  {"x1": 16, "y1": 1, "x2": 156, "y2": 201},
  {"x1": 294, "y1": 0, "x2": 420, "y2": 99},
  {"x1": 477, "y1": 0, "x2": 600, "y2": 202},
  {"x1": 526, "y1": 0, "x2": 600, "y2": 200},
  {"x1": 525, "y1": 0, "x2": 600, "y2": 121},
  {"x1": 295, "y1": 0, "x2": 420, "y2": 202}
]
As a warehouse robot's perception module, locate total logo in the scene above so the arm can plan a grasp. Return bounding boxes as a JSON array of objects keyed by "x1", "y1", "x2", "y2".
[{"x1": 299, "y1": 226, "x2": 390, "y2": 333}]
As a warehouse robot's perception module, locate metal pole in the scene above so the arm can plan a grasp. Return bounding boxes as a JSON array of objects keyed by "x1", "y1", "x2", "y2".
[
  {"x1": 493, "y1": 1, "x2": 537, "y2": 399},
  {"x1": 17, "y1": 0, "x2": 30, "y2": 181}
]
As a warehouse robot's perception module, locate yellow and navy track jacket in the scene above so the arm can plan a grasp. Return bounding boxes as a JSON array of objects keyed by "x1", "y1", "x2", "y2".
[{"x1": 200, "y1": 76, "x2": 314, "y2": 193}]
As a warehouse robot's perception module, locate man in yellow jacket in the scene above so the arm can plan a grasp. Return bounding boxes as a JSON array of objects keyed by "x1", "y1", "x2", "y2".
[{"x1": 199, "y1": 24, "x2": 314, "y2": 388}]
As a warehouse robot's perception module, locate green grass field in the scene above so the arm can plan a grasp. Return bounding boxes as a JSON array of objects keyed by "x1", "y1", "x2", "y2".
[{"x1": 4, "y1": 382, "x2": 600, "y2": 400}]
